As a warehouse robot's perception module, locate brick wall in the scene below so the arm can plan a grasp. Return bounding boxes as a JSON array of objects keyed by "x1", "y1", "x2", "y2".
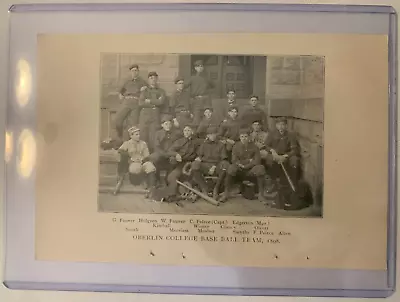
[{"x1": 266, "y1": 55, "x2": 324, "y2": 207}]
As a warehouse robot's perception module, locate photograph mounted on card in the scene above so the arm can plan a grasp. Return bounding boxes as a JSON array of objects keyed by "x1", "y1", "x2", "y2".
[{"x1": 35, "y1": 33, "x2": 388, "y2": 270}]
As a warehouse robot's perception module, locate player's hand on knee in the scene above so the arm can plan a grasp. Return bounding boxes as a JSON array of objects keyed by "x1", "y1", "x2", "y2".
[
  {"x1": 277, "y1": 155, "x2": 287, "y2": 164},
  {"x1": 271, "y1": 149, "x2": 279, "y2": 160},
  {"x1": 260, "y1": 150, "x2": 268, "y2": 158},
  {"x1": 209, "y1": 165, "x2": 216, "y2": 175}
]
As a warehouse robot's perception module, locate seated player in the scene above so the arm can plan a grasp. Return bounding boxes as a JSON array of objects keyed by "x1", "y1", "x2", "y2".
[
  {"x1": 191, "y1": 126, "x2": 229, "y2": 200},
  {"x1": 220, "y1": 128, "x2": 268, "y2": 203},
  {"x1": 196, "y1": 107, "x2": 220, "y2": 140},
  {"x1": 164, "y1": 124, "x2": 199, "y2": 204},
  {"x1": 148, "y1": 114, "x2": 182, "y2": 180},
  {"x1": 239, "y1": 95, "x2": 268, "y2": 129},
  {"x1": 249, "y1": 120, "x2": 269, "y2": 160},
  {"x1": 113, "y1": 126, "x2": 157, "y2": 198},
  {"x1": 169, "y1": 76, "x2": 193, "y2": 129},
  {"x1": 264, "y1": 117, "x2": 300, "y2": 204},
  {"x1": 218, "y1": 106, "x2": 241, "y2": 152}
]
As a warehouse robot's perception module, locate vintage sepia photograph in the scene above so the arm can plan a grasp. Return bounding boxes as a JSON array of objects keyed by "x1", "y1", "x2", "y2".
[{"x1": 98, "y1": 53, "x2": 324, "y2": 217}]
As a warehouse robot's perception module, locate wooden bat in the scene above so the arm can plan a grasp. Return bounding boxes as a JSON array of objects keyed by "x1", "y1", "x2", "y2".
[
  {"x1": 176, "y1": 180, "x2": 219, "y2": 206},
  {"x1": 280, "y1": 163, "x2": 296, "y2": 192}
]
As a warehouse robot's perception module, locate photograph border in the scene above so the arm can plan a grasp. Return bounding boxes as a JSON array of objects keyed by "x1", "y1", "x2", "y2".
[{"x1": 96, "y1": 51, "x2": 325, "y2": 218}]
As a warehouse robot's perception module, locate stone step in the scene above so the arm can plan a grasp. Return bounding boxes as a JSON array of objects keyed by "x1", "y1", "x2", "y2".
[
  {"x1": 99, "y1": 149, "x2": 120, "y2": 186},
  {"x1": 99, "y1": 184, "x2": 147, "y2": 195},
  {"x1": 99, "y1": 149, "x2": 120, "y2": 163},
  {"x1": 99, "y1": 174, "x2": 118, "y2": 187}
]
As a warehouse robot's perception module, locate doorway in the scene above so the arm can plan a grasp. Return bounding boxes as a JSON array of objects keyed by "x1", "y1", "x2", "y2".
[{"x1": 190, "y1": 55, "x2": 255, "y2": 99}]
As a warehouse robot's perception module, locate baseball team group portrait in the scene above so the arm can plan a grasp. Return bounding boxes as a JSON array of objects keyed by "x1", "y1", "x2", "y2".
[{"x1": 98, "y1": 53, "x2": 324, "y2": 218}]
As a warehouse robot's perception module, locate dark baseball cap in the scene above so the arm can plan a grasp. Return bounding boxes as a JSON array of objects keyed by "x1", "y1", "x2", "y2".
[{"x1": 148, "y1": 71, "x2": 158, "y2": 77}]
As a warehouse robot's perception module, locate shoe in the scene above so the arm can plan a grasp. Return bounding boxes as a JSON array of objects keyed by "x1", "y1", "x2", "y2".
[
  {"x1": 258, "y1": 194, "x2": 269, "y2": 203},
  {"x1": 218, "y1": 193, "x2": 229, "y2": 203},
  {"x1": 269, "y1": 201, "x2": 277, "y2": 208},
  {"x1": 175, "y1": 199, "x2": 184, "y2": 207},
  {"x1": 257, "y1": 177, "x2": 269, "y2": 203},
  {"x1": 219, "y1": 174, "x2": 232, "y2": 203}
]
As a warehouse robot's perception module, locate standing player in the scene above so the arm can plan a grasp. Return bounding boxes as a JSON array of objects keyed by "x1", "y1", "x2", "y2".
[
  {"x1": 101, "y1": 64, "x2": 147, "y2": 150},
  {"x1": 138, "y1": 71, "x2": 166, "y2": 151},
  {"x1": 185, "y1": 60, "x2": 215, "y2": 126}
]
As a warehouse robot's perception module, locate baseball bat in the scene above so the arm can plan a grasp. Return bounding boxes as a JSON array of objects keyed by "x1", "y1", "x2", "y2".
[
  {"x1": 280, "y1": 163, "x2": 296, "y2": 192},
  {"x1": 176, "y1": 180, "x2": 220, "y2": 206}
]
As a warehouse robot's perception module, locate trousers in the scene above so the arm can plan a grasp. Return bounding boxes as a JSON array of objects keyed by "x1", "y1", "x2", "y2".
[
  {"x1": 139, "y1": 108, "x2": 161, "y2": 151},
  {"x1": 264, "y1": 154, "x2": 300, "y2": 187},
  {"x1": 113, "y1": 97, "x2": 140, "y2": 138}
]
